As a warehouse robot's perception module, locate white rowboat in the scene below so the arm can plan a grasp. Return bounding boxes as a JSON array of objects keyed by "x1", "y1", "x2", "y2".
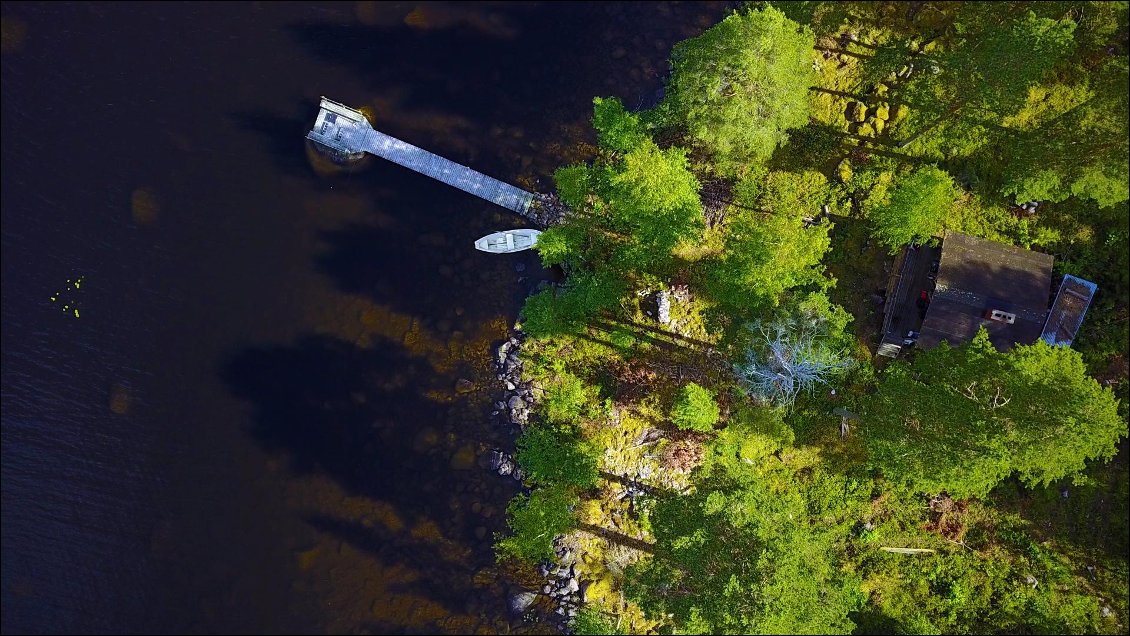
[{"x1": 474, "y1": 229, "x2": 541, "y2": 254}]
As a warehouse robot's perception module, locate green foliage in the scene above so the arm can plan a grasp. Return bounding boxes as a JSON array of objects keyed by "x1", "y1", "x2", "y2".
[
  {"x1": 551, "y1": 97, "x2": 705, "y2": 280},
  {"x1": 671, "y1": 382, "x2": 720, "y2": 432},
  {"x1": 519, "y1": 288, "x2": 573, "y2": 338},
  {"x1": 516, "y1": 425, "x2": 599, "y2": 488},
  {"x1": 864, "y1": 329, "x2": 1126, "y2": 499},
  {"x1": 866, "y1": 165, "x2": 960, "y2": 252},
  {"x1": 554, "y1": 163, "x2": 591, "y2": 209},
  {"x1": 937, "y1": 9, "x2": 1077, "y2": 118},
  {"x1": 999, "y1": 56, "x2": 1130, "y2": 208},
  {"x1": 626, "y1": 461, "x2": 865, "y2": 634},
  {"x1": 663, "y1": 5, "x2": 815, "y2": 174},
  {"x1": 704, "y1": 404, "x2": 794, "y2": 477},
  {"x1": 592, "y1": 96, "x2": 647, "y2": 154},
  {"x1": 603, "y1": 140, "x2": 704, "y2": 274},
  {"x1": 519, "y1": 269, "x2": 627, "y2": 337},
  {"x1": 706, "y1": 169, "x2": 834, "y2": 311},
  {"x1": 573, "y1": 605, "x2": 622, "y2": 635},
  {"x1": 533, "y1": 225, "x2": 583, "y2": 268},
  {"x1": 759, "y1": 169, "x2": 839, "y2": 217},
  {"x1": 541, "y1": 367, "x2": 599, "y2": 426},
  {"x1": 855, "y1": 494, "x2": 1114, "y2": 635},
  {"x1": 495, "y1": 484, "x2": 578, "y2": 563}
]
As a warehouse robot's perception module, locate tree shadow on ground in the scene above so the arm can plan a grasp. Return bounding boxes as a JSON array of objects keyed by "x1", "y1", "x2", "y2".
[
  {"x1": 597, "y1": 315, "x2": 716, "y2": 350},
  {"x1": 599, "y1": 470, "x2": 673, "y2": 498},
  {"x1": 577, "y1": 522, "x2": 654, "y2": 555}
]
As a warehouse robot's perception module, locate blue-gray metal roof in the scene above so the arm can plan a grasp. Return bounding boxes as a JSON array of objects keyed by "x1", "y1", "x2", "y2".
[{"x1": 1040, "y1": 274, "x2": 1097, "y2": 347}]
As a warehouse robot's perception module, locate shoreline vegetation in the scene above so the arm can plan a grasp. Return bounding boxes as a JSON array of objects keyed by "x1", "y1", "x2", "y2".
[{"x1": 488, "y1": 2, "x2": 1128, "y2": 634}]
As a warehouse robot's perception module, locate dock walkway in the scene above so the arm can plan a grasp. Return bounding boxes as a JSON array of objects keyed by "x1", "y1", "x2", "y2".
[{"x1": 306, "y1": 97, "x2": 534, "y2": 215}]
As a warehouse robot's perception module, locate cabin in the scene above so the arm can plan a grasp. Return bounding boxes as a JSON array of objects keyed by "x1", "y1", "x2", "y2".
[
  {"x1": 916, "y1": 231, "x2": 1054, "y2": 351},
  {"x1": 877, "y1": 231, "x2": 1095, "y2": 356}
]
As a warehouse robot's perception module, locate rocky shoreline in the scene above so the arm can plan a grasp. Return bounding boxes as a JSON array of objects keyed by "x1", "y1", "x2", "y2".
[{"x1": 482, "y1": 304, "x2": 587, "y2": 632}]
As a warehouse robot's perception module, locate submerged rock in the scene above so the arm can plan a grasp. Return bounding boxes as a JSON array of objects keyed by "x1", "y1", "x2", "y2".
[{"x1": 507, "y1": 588, "x2": 538, "y2": 615}]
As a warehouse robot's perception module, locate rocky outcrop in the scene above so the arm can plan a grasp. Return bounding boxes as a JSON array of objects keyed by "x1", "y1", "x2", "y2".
[{"x1": 526, "y1": 193, "x2": 571, "y2": 228}]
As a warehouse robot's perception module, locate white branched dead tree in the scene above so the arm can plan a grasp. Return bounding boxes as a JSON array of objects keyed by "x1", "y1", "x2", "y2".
[{"x1": 733, "y1": 317, "x2": 853, "y2": 408}]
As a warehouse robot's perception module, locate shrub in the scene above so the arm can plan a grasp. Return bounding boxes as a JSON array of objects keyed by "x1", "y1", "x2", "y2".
[
  {"x1": 671, "y1": 382, "x2": 720, "y2": 432},
  {"x1": 543, "y1": 370, "x2": 596, "y2": 425}
]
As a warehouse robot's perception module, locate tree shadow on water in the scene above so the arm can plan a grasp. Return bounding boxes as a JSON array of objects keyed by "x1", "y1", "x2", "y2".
[
  {"x1": 312, "y1": 170, "x2": 539, "y2": 326},
  {"x1": 228, "y1": 100, "x2": 330, "y2": 180},
  {"x1": 300, "y1": 511, "x2": 509, "y2": 624},
  {"x1": 222, "y1": 334, "x2": 523, "y2": 630},
  {"x1": 286, "y1": 3, "x2": 732, "y2": 178},
  {"x1": 222, "y1": 334, "x2": 458, "y2": 521}
]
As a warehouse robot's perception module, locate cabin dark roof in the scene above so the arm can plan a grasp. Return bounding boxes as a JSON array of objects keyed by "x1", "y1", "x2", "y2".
[
  {"x1": 917, "y1": 231, "x2": 1054, "y2": 351},
  {"x1": 1041, "y1": 275, "x2": 1097, "y2": 346}
]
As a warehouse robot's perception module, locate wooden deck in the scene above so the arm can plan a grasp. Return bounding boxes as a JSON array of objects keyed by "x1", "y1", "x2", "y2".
[
  {"x1": 359, "y1": 128, "x2": 533, "y2": 214},
  {"x1": 307, "y1": 97, "x2": 534, "y2": 215}
]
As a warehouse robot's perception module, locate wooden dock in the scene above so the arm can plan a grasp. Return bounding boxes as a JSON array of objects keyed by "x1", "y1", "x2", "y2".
[{"x1": 307, "y1": 97, "x2": 534, "y2": 215}]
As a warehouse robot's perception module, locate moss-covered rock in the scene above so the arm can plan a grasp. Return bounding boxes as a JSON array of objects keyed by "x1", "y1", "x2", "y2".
[
  {"x1": 853, "y1": 102, "x2": 868, "y2": 122},
  {"x1": 875, "y1": 102, "x2": 890, "y2": 121}
]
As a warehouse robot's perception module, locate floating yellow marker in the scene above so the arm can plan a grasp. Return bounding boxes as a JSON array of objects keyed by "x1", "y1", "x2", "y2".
[{"x1": 52, "y1": 275, "x2": 84, "y2": 316}]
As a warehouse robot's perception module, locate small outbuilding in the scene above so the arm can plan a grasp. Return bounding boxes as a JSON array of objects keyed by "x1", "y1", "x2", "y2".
[{"x1": 1040, "y1": 274, "x2": 1098, "y2": 347}]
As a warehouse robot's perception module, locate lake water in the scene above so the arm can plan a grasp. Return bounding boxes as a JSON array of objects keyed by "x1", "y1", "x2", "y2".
[{"x1": 0, "y1": 2, "x2": 727, "y2": 632}]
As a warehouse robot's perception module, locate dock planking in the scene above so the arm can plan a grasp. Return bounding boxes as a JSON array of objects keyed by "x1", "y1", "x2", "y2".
[{"x1": 306, "y1": 97, "x2": 534, "y2": 215}]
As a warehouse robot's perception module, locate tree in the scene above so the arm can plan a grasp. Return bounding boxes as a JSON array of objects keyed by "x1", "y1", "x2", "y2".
[
  {"x1": 592, "y1": 96, "x2": 647, "y2": 154},
  {"x1": 547, "y1": 98, "x2": 704, "y2": 280},
  {"x1": 865, "y1": 165, "x2": 960, "y2": 252},
  {"x1": 890, "y1": 7, "x2": 1078, "y2": 163},
  {"x1": 671, "y1": 382, "x2": 721, "y2": 432},
  {"x1": 662, "y1": 5, "x2": 815, "y2": 174},
  {"x1": 533, "y1": 223, "x2": 588, "y2": 268},
  {"x1": 863, "y1": 329, "x2": 1126, "y2": 499},
  {"x1": 733, "y1": 314, "x2": 853, "y2": 408},
  {"x1": 626, "y1": 464, "x2": 864, "y2": 634},
  {"x1": 541, "y1": 367, "x2": 599, "y2": 426},
  {"x1": 518, "y1": 268, "x2": 626, "y2": 337},
  {"x1": 516, "y1": 425, "x2": 600, "y2": 488},
  {"x1": 495, "y1": 484, "x2": 578, "y2": 563},
  {"x1": 1000, "y1": 56, "x2": 1129, "y2": 207},
  {"x1": 706, "y1": 170, "x2": 834, "y2": 311},
  {"x1": 935, "y1": 9, "x2": 1077, "y2": 119}
]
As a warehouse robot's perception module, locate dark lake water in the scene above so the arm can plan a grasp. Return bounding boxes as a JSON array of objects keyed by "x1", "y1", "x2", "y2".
[{"x1": 1, "y1": 2, "x2": 727, "y2": 633}]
